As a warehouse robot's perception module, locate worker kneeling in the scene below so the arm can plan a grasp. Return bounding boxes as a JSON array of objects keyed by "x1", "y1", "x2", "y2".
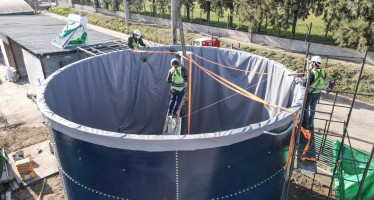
[{"x1": 167, "y1": 58, "x2": 187, "y2": 118}]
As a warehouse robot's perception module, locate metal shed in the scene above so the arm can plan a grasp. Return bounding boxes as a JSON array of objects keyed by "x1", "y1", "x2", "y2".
[{"x1": 0, "y1": 14, "x2": 122, "y2": 95}]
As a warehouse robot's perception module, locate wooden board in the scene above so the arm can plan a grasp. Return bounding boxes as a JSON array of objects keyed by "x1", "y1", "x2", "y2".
[{"x1": 8, "y1": 140, "x2": 58, "y2": 185}]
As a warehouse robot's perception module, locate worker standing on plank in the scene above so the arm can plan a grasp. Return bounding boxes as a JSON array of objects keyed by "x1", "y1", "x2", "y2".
[
  {"x1": 167, "y1": 58, "x2": 187, "y2": 118},
  {"x1": 128, "y1": 29, "x2": 146, "y2": 49},
  {"x1": 303, "y1": 56, "x2": 326, "y2": 131}
]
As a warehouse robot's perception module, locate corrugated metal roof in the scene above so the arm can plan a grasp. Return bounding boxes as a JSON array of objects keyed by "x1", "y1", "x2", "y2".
[
  {"x1": 0, "y1": 0, "x2": 34, "y2": 15},
  {"x1": 0, "y1": 14, "x2": 120, "y2": 55}
]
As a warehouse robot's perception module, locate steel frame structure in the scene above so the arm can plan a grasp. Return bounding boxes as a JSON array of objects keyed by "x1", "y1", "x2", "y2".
[
  {"x1": 283, "y1": 44, "x2": 374, "y2": 200},
  {"x1": 76, "y1": 40, "x2": 129, "y2": 56}
]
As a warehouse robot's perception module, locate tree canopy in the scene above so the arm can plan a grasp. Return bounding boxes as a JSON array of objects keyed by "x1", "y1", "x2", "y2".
[
  {"x1": 327, "y1": 0, "x2": 374, "y2": 50},
  {"x1": 88, "y1": 0, "x2": 373, "y2": 50}
]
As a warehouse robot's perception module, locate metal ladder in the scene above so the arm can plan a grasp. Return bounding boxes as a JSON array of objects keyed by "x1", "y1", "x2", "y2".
[{"x1": 163, "y1": 95, "x2": 187, "y2": 135}]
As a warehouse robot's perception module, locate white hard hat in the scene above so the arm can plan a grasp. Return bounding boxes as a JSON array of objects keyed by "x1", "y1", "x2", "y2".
[
  {"x1": 171, "y1": 58, "x2": 179, "y2": 66},
  {"x1": 311, "y1": 56, "x2": 322, "y2": 65},
  {"x1": 133, "y1": 29, "x2": 141, "y2": 37}
]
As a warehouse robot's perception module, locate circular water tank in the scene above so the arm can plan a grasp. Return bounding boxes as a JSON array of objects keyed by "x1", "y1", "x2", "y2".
[{"x1": 37, "y1": 46, "x2": 304, "y2": 200}]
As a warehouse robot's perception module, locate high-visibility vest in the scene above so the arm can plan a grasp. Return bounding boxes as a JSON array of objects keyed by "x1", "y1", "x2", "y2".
[
  {"x1": 132, "y1": 38, "x2": 139, "y2": 48},
  {"x1": 170, "y1": 66, "x2": 185, "y2": 91},
  {"x1": 310, "y1": 69, "x2": 326, "y2": 93}
]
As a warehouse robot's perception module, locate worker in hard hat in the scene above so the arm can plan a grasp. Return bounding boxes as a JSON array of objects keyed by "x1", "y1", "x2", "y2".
[
  {"x1": 128, "y1": 29, "x2": 146, "y2": 49},
  {"x1": 167, "y1": 58, "x2": 187, "y2": 118},
  {"x1": 303, "y1": 55, "x2": 326, "y2": 131}
]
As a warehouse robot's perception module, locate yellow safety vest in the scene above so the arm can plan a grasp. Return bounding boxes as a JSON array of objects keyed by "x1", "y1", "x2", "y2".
[
  {"x1": 132, "y1": 38, "x2": 139, "y2": 48},
  {"x1": 170, "y1": 67, "x2": 185, "y2": 91},
  {"x1": 310, "y1": 69, "x2": 326, "y2": 93}
]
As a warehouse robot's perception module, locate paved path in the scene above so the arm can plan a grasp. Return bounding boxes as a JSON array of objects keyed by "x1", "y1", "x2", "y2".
[
  {"x1": 0, "y1": 58, "x2": 44, "y2": 128},
  {"x1": 315, "y1": 92, "x2": 374, "y2": 152}
]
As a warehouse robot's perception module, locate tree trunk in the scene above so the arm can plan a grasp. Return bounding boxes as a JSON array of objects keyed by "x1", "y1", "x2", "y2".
[
  {"x1": 367, "y1": 21, "x2": 372, "y2": 47},
  {"x1": 257, "y1": 11, "x2": 263, "y2": 32},
  {"x1": 264, "y1": 15, "x2": 268, "y2": 32},
  {"x1": 171, "y1": 0, "x2": 178, "y2": 44},
  {"x1": 207, "y1": 3, "x2": 211, "y2": 26},
  {"x1": 324, "y1": 17, "x2": 332, "y2": 44},
  {"x1": 93, "y1": 0, "x2": 99, "y2": 8},
  {"x1": 123, "y1": 0, "x2": 130, "y2": 26},
  {"x1": 229, "y1": 9, "x2": 233, "y2": 29},
  {"x1": 186, "y1": 4, "x2": 190, "y2": 21},
  {"x1": 152, "y1": 0, "x2": 157, "y2": 16},
  {"x1": 112, "y1": 0, "x2": 119, "y2": 11},
  {"x1": 291, "y1": 9, "x2": 298, "y2": 39}
]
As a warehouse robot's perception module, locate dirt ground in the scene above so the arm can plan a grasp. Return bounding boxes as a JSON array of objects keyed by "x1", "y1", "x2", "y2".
[
  {"x1": 288, "y1": 170, "x2": 332, "y2": 199},
  {"x1": 0, "y1": 56, "x2": 63, "y2": 199}
]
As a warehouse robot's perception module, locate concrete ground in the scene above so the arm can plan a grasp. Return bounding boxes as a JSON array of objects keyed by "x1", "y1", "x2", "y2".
[{"x1": 316, "y1": 92, "x2": 374, "y2": 153}]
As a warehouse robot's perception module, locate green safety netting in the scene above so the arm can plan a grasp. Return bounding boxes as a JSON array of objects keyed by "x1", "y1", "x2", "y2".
[{"x1": 332, "y1": 141, "x2": 374, "y2": 200}]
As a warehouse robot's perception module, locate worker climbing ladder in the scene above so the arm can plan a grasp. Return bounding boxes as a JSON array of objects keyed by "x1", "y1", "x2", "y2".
[
  {"x1": 163, "y1": 51, "x2": 193, "y2": 136},
  {"x1": 283, "y1": 44, "x2": 374, "y2": 200}
]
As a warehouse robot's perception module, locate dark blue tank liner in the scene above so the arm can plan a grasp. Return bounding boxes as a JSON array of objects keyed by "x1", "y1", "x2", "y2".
[
  {"x1": 52, "y1": 128, "x2": 290, "y2": 200},
  {"x1": 37, "y1": 46, "x2": 306, "y2": 200}
]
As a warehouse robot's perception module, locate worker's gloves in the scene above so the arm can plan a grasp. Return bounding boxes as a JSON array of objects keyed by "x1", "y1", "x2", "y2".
[{"x1": 292, "y1": 77, "x2": 305, "y2": 86}]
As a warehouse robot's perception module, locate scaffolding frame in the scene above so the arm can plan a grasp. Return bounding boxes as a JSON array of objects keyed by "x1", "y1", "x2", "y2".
[
  {"x1": 76, "y1": 40, "x2": 129, "y2": 56},
  {"x1": 283, "y1": 44, "x2": 374, "y2": 200}
]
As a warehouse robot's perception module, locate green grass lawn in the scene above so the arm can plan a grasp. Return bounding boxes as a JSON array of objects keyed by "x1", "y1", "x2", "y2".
[{"x1": 132, "y1": 2, "x2": 336, "y2": 45}]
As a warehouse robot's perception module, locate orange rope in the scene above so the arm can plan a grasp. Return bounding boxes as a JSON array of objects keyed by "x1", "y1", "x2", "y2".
[
  {"x1": 191, "y1": 58, "x2": 297, "y2": 169},
  {"x1": 132, "y1": 49, "x2": 298, "y2": 169},
  {"x1": 193, "y1": 53, "x2": 305, "y2": 76},
  {"x1": 299, "y1": 127, "x2": 316, "y2": 162},
  {"x1": 285, "y1": 113, "x2": 297, "y2": 169}
]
